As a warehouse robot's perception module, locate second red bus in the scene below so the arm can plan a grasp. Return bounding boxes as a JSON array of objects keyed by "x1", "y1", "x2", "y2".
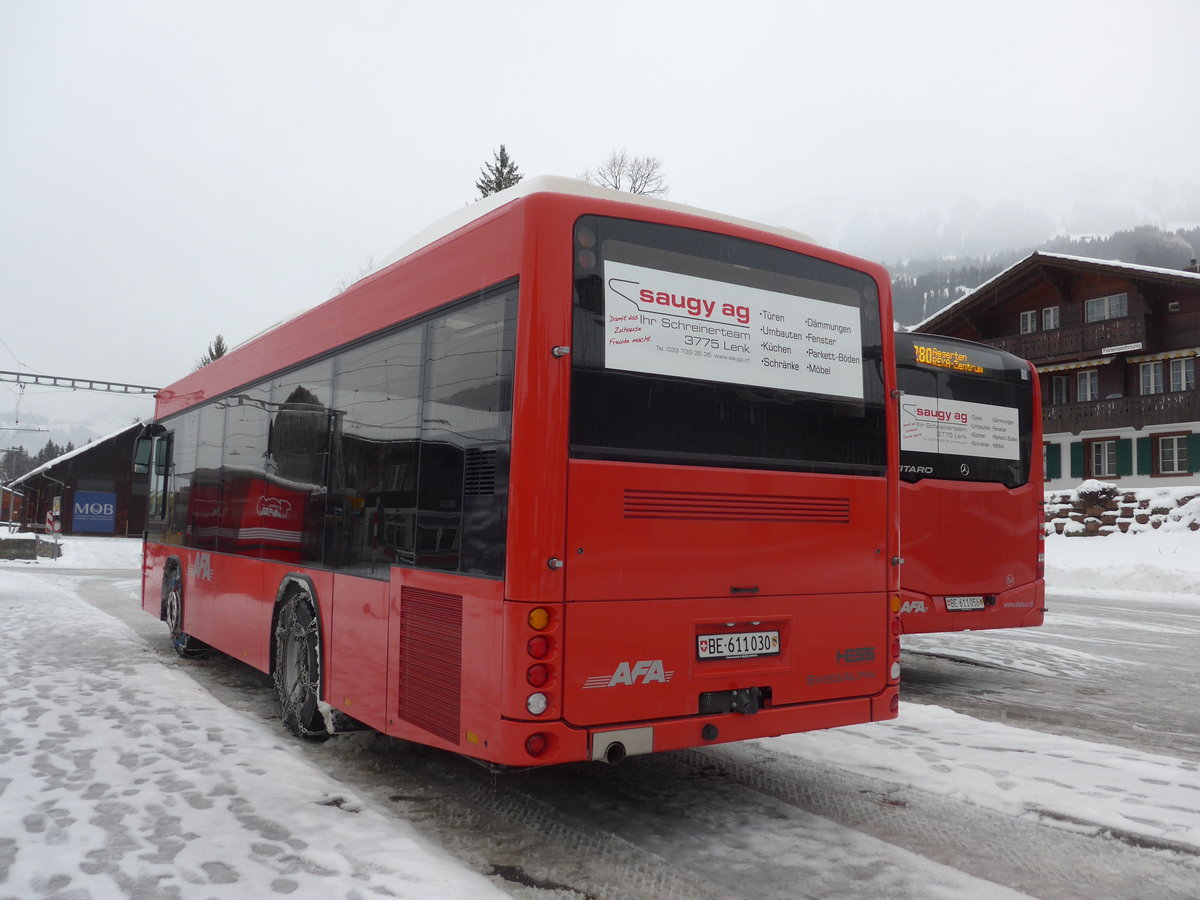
[{"x1": 895, "y1": 332, "x2": 1045, "y2": 634}]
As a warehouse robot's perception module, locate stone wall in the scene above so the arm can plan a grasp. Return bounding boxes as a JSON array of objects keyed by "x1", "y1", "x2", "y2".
[
  {"x1": 0, "y1": 538, "x2": 64, "y2": 560},
  {"x1": 1045, "y1": 481, "x2": 1200, "y2": 536}
]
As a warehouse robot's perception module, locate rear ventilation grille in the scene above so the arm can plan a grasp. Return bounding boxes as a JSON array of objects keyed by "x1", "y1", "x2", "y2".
[
  {"x1": 398, "y1": 587, "x2": 463, "y2": 744},
  {"x1": 463, "y1": 449, "x2": 498, "y2": 496},
  {"x1": 624, "y1": 489, "x2": 850, "y2": 523}
]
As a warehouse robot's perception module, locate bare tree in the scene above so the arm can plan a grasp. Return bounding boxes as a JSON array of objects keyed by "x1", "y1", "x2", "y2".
[
  {"x1": 333, "y1": 255, "x2": 376, "y2": 294},
  {"x1": 579, "y1": 149, "x2": 668, "y2": 196}
]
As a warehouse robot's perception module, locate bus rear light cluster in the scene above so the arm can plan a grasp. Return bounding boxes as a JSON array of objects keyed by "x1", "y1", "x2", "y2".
[{"x1": 525, "y1": 607, "x2": 555, "y2": 716}]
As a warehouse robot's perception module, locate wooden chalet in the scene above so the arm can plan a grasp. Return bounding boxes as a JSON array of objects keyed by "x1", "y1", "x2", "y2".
[{"x1": 916, "y1": 251, "x2": 1200, "y2": 489}]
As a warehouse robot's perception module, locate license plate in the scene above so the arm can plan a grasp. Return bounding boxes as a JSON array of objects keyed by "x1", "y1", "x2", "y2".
[
  {"x1": 944, "y1": 595, "x2": 985, "y2": 611},
  {"x1": 698, "y1": 630, "x2": 780, "y2": 660}
]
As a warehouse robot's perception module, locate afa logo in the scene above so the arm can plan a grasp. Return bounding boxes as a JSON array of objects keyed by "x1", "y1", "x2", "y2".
[
  {"x1": 189, "y1": 552, "x2": 213, "y2": 582},
  {"x1": 898, "y1": 600, "x2": 927, "y2": 614},
  {"x1": 256, "y1": 496, "x2": 293, "y2": 519},
  {"x1": 582, "y1": 659, "x2": 675, "y2": 689}
]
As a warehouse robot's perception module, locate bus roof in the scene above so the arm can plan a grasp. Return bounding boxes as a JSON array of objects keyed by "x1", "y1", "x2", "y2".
[
  {"x1": 240, "y1": 177, "x2": 814, "y2": 350},
  {"x1": 376, "y1": 175, "x2": 814, "y2": 273}
]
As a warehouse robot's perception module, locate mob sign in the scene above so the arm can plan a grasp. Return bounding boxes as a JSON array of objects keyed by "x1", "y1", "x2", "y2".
[{"x1": 73, "y1": 491, "x2": 117, "y2": 534}]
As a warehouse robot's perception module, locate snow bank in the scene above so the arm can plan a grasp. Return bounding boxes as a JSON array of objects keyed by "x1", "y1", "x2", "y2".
[
  {"x1": 0, "y1": 534, "x2": 142, "y2": 568},
  {"x1": 1045, "y1": 531, "x2": 1200, "y2": 599}
]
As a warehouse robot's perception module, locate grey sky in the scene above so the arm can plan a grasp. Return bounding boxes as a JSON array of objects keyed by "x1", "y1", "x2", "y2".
[{"x1": 3, "y1": 0, "x2": 1198, "y2": 449}]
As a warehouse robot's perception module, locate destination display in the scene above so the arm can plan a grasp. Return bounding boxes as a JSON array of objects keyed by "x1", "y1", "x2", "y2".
[
  {"x1": 900, "y1": 394, "x2": 1019, "y2": 461},
  {"x1": 603, "y1": 260, "x2": 864, "y2": 399}
]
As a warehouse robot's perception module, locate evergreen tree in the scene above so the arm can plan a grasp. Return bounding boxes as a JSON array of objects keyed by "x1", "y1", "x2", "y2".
[
  {"x1": 196, "y1": 335, "x2": 229, "y2": 369},
  {"x1": 476, "y1": 145, "x2": 523, "y2": 198}
]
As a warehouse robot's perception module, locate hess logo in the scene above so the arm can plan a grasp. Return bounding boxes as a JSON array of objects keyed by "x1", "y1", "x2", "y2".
[{"x1": 582, "y1": 659, "x2": 675, "y2": 689}]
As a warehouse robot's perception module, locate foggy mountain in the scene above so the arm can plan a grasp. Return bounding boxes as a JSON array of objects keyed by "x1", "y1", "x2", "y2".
[{"x1": 888, "y1": 224, "x2": 1200, "y2": 327}]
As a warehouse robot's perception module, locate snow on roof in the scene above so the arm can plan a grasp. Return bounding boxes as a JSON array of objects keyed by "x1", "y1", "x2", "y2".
[
  {"x1": 10, "y1": 421, "x2": 143, "y2": 487},
  {"x1": 915, "y1": 251, "x2": 1200, "y2": 331},
  {"x1": 239, "y1": 176, "x2": 814, "y2": 349},
  {"x1": 375, "y1": 175, "x2": 814, "y2": 272}
]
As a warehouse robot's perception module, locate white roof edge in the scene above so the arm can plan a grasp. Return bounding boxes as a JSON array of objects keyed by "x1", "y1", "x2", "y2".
[
  {"x1": 10, "y1": 421, "x2": 143, "y2": 486},
  {"x1": 238, "y1": 176, "x2": 816, "y2": 350},
  {"x1": 915, "y1": 250, "x2": 1200, "y2": 330},
  {"x1": 374, "y1": 175, "x2": 815, "y2": 273}
]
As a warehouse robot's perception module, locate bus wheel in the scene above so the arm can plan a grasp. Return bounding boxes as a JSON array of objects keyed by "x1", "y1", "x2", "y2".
[
  {"x1": 163, "y1": 566, "x2": 207, "y2": 658},
  {"x1": 273, "y1": 589, "x2": 330, "y2": 741}
]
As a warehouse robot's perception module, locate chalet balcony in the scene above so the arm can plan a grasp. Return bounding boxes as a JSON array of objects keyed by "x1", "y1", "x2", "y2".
[
  {"x1": 991, "y1": 315, "x2": 1152, "y2": 363},
  {"x1": 1043, "y1": 389, "x2": 1200, "y2": 435}
]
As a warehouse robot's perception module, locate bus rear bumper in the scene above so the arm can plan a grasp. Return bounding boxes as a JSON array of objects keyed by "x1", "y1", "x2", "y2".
[
  {"x1": 490, "y1": 686, "x2": 899, "y2": 767},
  {"x1": 898, "y1": 580, "x2": 1045, "y2": 634}
]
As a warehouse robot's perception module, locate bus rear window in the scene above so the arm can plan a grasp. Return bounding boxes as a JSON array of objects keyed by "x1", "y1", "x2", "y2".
[
  {"x1": 896, "y1": 336, "x2": 1034, "y2": 488},
  {"x1": 569, "y1": 216, "x2": 887, "y2": 475}
]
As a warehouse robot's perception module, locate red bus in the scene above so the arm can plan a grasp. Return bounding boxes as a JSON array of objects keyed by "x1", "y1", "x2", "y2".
[
  {"x1": 895, "y1": 332, "x2": 1045, "y2": 634},
  {"x1": 136, "y1": 177, "x2": 901, "y2": 767}
]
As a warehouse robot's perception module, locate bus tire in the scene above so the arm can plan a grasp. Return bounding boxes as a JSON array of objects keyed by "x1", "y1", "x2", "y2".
[
  {"x1": 273, "y1": 588, "x2": 330, "y2": 741},
  {"x1": 162, "y1": 565, "x2": 208, "y2": 658}
]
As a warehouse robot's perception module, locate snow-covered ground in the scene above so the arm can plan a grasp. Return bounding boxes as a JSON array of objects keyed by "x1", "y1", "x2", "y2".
[{"x1": 1, "y1": 531, "x2": 1197, "y2": 897}]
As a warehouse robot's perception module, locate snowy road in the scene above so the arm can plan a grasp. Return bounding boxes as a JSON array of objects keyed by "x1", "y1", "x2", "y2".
[
  {"x1": 902, "y1": 590, "x2": 1200, "y2": 762},
  {"x1": 2, "y1": 537, "x2": 1199, "y2": 899}
]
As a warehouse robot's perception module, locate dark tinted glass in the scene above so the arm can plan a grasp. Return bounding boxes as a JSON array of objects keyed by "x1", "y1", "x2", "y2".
[
  {"x1": 269, "y1": 361, "x2": 333, "y2": 565},
  {"x1": 570, "y1": 216, "x2": 887, "y2": 475},
  {"x1": 155, "y1": 284, "x2": 515, "y2": 579},
  {"x1": 418, "y1": 285, "x2": 516, "y2": 576},
  {"x1": 895, "y1": 333, "x2": 1034, "y2": 487},
  {"x1": 218, "y1": 386, "x2": 271, "y2": 556},
  {"x1": 330, "y1": 322, "x2": 424, "y2": 575}
]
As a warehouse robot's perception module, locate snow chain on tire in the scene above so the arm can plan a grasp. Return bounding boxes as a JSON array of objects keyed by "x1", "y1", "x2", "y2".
[{"x1": 273, "y1": 588, "x2": 331, "y2": 740}]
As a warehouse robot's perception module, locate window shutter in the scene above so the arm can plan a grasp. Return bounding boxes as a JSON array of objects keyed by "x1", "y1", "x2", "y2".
[
  {"x1": 1045, "y1": 443, "x2": 1062, "y2": 481},
  {"x1": 1069, "y1": 442, "x2": 1085, "y2": 479},
  {"x1": 1189, "y1": 432, "x2": 1200, "y2": 474},
  {"x1": 1136, "y1": 437, "x2": 1152, "y2": 476},
  {"x1": 1116, "y1": 438, "x2": 1132, "y2": 476}
]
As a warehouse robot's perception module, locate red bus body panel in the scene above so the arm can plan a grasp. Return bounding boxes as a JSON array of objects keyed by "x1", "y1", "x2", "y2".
[
  {"x1": 899, "y1": 356, "x2": 1045, "y2": 635},
  {"x1": 899, "y1": 479, "x2": 1045, "y2": 633},
  {"x1": 141, "y1": 182, "x2": 900, "y2": 766}
]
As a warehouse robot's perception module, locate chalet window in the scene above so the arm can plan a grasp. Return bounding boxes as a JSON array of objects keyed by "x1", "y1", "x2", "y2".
[
  {"x1": 1077, "y1": 369, "x2": 1098, "y2": 402},
  {"x1": 1084, "y1": 292, "x2": 1128, "y2": 323},
  {"x1": 1088, "y1": 439, "x2": 1118, "y2": 478},
  {"x1": 1019, "y1": 310, "x2": 1037, "y2": 334},
  {"x1": 1042, "y1": 306, "x2": 1060, "y2": 330},
  {"x1": 1158, "y1": 434, "x2": 1189, "y2": 475},
  {"x1": 1140, "y1": 362, "x2": 1164, "y2": 396},
  {"x1": 1051, "y1": 375, "x2": 1071, "y2": 406},
  {"x1": 1169, "y1": 357, "x2": 1196, "y2": 392}
]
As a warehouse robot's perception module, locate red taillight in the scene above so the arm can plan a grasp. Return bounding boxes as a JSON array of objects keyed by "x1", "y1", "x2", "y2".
[
  {"x1": 891, "y1": 640, "x2": 901, "y2": 658},
  {"x1": 890, "y1": 694, "x2": 900, "y2": 714},
  {"x1": 527, "y1": 664, "x2": 549, "y2": 688},
  {"x1": 891, "y1": 618, "x2": 902, "y2": 635},
  {"x1": 525, "y1": 732, "x2": 548, "y2": 757},
  {"x1": 527, "y1": 635, "x2": 550, "y2": 659}
]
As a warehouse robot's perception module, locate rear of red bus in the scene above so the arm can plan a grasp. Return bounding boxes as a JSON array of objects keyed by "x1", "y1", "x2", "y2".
[
  {"x1": 498, "y1": 198, "x2": 901, "y2": 765},
  {"x1": 136, "y1": 182, "x2": 900, "y2": 769},
  {"x1": 895, "y1": 333, "x2": 1045, "y2": 634}
]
